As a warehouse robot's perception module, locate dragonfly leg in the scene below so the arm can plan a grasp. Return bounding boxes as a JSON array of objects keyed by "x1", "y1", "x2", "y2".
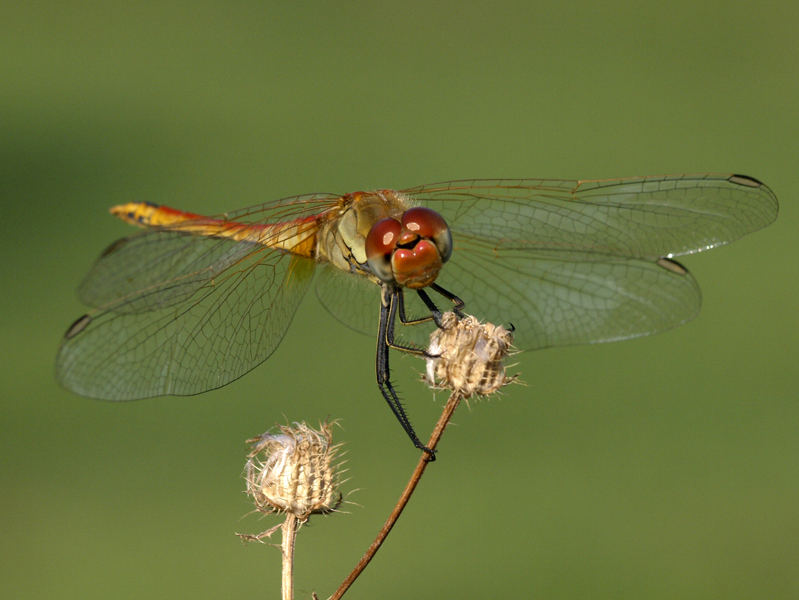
[
  {"x1": 396, "y1": 287, "x2": 435, "y2": 326},
  {"x1": 429, "y1": 283, "x2": 466, "y2": 317},
  {"x1": 390, "y1": 289, "x2": 437, "y2": 358},
  {"x1": 415, "y1": 288, "x2": 445, "y2": 327},
  {"x1": 376, "y1": 288, "x2": 436, "y2": 459}
]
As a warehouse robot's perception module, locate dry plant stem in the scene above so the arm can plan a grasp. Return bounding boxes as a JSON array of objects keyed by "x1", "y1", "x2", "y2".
[
  {"x1": 282, "y1": 514, "x2": 299, "y2": 600},
  {"x1": 329, "y1": 391, "x2": 462, "y2": 600}
]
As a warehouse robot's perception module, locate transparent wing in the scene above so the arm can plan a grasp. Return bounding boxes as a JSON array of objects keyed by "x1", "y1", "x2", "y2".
[
  {"x1": 433, "y1": 252, "x2": 700, "y2": 350},
  {"x1": 315, "y1": 263, "x2": 382, "y2": 337},
  {"x1": 57, "y1": 242, "x2": 315, "y2": 400},
  {"x1": 78, "y1": 192, "x2": 340, "y2": 310},
  {"x1": 405, "y1": 174, "x2": 777, "y2": 259},
  {"x1": 314, "y1": 264, "x2": 444, "y2": 348},
  {"x1": 398, "y1": 174, "x2": 777, "y2": 350},
  {"x1": 78, "y1": 232, "x2": 260, "y2": 313}
]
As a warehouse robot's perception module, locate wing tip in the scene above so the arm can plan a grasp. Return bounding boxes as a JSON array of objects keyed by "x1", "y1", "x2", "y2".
[{"x1": 728, "y1": 174, "x2": 779, "y2": 222}]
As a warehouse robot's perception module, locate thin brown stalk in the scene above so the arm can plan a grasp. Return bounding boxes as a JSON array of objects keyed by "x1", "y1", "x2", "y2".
[
  {"x1": 282, "y1": 514, "x2": 299, "y2": 600},
  {"x1": 328, "y1": 391, "x2": 462, "y2": 600}
]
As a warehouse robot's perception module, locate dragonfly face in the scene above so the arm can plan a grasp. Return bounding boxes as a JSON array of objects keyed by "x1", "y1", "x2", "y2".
[
  {"x1": 365, "y1": 206, "x2": 453, "y2": 289},
  {"x1": 56, "y1": 174, "x2": 778, "y2": 455}
]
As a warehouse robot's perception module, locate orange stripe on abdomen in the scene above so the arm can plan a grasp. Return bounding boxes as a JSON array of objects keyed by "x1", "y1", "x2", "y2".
[{"x1": 109, "y1": 202, "x2": 319, "y2": 258}]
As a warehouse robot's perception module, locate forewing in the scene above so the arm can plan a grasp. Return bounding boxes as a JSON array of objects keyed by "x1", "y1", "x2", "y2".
[
  {"x1": 405, "y1": 174, "x2": 778, "y2": 259},
  {"x1": 79, "y1": 232, "x2": 258, "y2": 313},
  {"x1": 79, "y1": 192, "x2": 340, "y2": 311}
]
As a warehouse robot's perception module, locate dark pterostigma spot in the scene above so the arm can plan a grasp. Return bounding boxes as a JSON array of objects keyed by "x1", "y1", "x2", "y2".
[
  {"x1": 65, "y1": 314, "x2": 92, "y2": 339},
  {"x1": 100, "y1": 237, "x2": 128, "y2": 257},
  {"x1": 728, "y1": 174, "x2": 763, "y2": 188},
  {"x1": 657, "y1": 257, "x2": 689, "y2": 275}
]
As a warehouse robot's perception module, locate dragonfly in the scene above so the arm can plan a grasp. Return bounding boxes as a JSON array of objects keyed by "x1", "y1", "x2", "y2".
[{"x1": 56, "y1": 174, "x2": 778, "y2": 454}]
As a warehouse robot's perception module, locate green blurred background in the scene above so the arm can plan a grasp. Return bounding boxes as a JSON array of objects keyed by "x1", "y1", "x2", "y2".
[{"x1": 2, "y1": 1, "x2": 797, "y2": 598}]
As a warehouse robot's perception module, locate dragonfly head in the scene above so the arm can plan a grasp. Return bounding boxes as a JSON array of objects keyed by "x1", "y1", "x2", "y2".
[{"x1": 365, "y1": 207, "x2": 452, "y2": 289}]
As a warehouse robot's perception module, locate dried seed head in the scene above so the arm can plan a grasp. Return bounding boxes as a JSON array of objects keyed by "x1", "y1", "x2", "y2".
[
  {"x1": 425, "y1": 312, "x2": 515, "y2": 397},
  {"x1": 245, "y1": 422, "x2": 343, "y2": 520}
]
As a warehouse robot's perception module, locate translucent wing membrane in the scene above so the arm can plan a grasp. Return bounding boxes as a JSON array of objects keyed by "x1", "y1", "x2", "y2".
[
  {"x1": 433, "y1": 252, "x2": 700, "y2": 350},
  {"x1": 399, "y1": 174, "x2": 777, "y2": 350},
  {"x1": 406, "y1": 174, "x2": 777, "y2": 259},
  {"x1": 79, "y1": 232, "x2": 261, "y2": 313},
  {"x1": 315, "y1": 264, "x2": 442, "y2": 348},
  {"x1": 316, "y1": 250, "x2": 702, "y2": 351},
  {"x1": 57, "y1": 241, "x2": 315, "y2": 399},
  {"x1": 78, "y1": 192, "x2": 339, "y2": 311},
  {"x1": 220, "y1": 192, "x2": 342, "y2": 222},
  {"x1": 315, "y1": 264, "x2": 381, "y2": 336}
]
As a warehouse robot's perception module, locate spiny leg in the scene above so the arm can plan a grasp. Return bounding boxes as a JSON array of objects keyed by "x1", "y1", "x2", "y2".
[
  {"x1": 394, "y1": 283, "x2": 465, "y2": 328},
  {"x1": 395, "y1": 287, "x2": 435, "y2": 326},
  {"x1": 388, "y1": 289, "x2": 436, "y2": 357},
  {"x1": 429, "y1": 282, "x2": 466, "y2": 317},
  {"x1": 415, "y1": 288, "x2": 446, "y2": 327},
  {"x1": 396, "y1": 288, "x2": 450, "y2": 327},
  {"x1": 430, "y1": 283, "x2": 518, "y2": 329},
  {"x1": 375, "y1": 287, "x2": 435, "y2": 459}
]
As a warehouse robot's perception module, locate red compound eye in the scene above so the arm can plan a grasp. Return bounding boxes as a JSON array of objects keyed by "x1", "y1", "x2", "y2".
[
  {"x1": 401, "y1": 207, "x2": 444, "y2": 236},
  {"x1": 401, "y1": 207, "x2": 452, "y2": 263},
  {"x1": 365, "y1": 217, "x2": 402, "y2": 282}
]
